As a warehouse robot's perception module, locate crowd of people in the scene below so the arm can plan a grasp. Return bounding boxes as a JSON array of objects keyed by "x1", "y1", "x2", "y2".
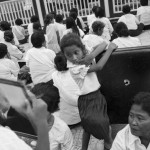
[{"x1": 0, "y1": 0, "x2": 150, "y2": 150}]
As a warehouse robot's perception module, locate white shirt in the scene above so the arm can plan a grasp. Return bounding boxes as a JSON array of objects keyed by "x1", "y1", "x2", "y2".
[
  {"x1": 25, "y1": 47, "x2": 56, "y2": 84},
  {"x1": 27, "y1": 23, "x2": 33, "y2": 35},
  {"x1": 0, "y1": 126, "x2": 32, "y2": 150},
  {"x1": 112, "y1": 36, "x2": 141, "y2": 49},
  {"x1": 12, "y1": 25, "x2": 25, "y2": 40},
  {"x1": 111, "y1": 124, "x2": 150, "y2": 150},
  {"x1": 137, "y1": 6, "x2": 150, "y2": 25},
  {"x1": 0, "y1": 58, "x2": 19, "y2": 81},
  {"x1": 87, "y1": 14, "x2": 96, "y2": 26},
  {"x1": 118, "y1": 14, "x2": 139, "y2": 30},
  {"x1": 49, "y1": 116, "x2": 74, "y2": 150},
  {"x1": 55, "y1": 22, "x2": 66, "y2": 40}
]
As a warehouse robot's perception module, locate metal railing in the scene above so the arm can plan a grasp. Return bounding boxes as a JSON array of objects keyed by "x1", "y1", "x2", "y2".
[
  {"x1": 43, "y1": 0, "x2": 101, "y2": 18},
  {"x1": 113, "y1": 0, "x2": 140, "y2": 13},
  {"x1": 0, "y1": 0, "x2": 35, "y2": 26}
]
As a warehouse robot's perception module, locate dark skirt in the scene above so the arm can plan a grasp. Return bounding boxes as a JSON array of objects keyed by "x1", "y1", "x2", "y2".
[{"x1": 78, "y1": 89, "x2": 110, "y2": 143}]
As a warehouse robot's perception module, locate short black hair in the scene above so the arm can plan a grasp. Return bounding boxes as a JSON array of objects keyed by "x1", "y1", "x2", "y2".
[
  {"x1": 0, "y1": 21, "x2": 11, "y2": 31},
  {"x1": 33, "y1": 22, "x2": 41, "y2": 30},
  {"x1": 55, "y1": 14, "x2": 63, "y2": 23},
  {"x1": 122, "y1": 5, "x2": 131, "y2": 14},
  {"x1": 115, "y1": 22, "x2": 129, "y2": 37},
  {"x1": 0, "y1": 43, "x2": 8, "y2": 59},
  {"x1": 70, "y1": 8, "x2": 78, "y2": 14},
  {"x1": 31, "y1": 31, "x2": 45, "y2": 48},
  {"x1": 69, "y1": 11, "x2": 78, "y2": 20},
  {"x1": 15, "y1": 18, "x2": 23, "y2": 26},
  {"x1": 92, "y1": 21, "x2": 105, "y2": 33},
  {"x1": 92, "y1": 6, "x2": 98, "y2": 13},
  {"x1": 31, "y1": 80, "x2": 60, "y2": 113},
  {"x1": 132, "y1": 92, "x2": 150, "y2": 116},
  {"x1": 44, "y1": 14, "x2": 54, "y2": 25},
  {"x1": 4, "y1": 30, "x2": 14, "y2": 42},
  {"x1": 140, "y1": 0, "x2": 148, "y2": 6},
  {"x1": 51, "y1": 11, "x2": 56, "y2": 19},
  {"x1": 30, "y1": 15, "x2": 39, "y2": 23},
  {"x1": 95, "y1": 7, "x2": 105, "y2": 18}
]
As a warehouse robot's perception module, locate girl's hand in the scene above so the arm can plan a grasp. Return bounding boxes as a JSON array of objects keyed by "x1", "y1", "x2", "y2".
[
  {"x1": 108, "y1": 43, "x2": 118, "y2": 52},
  {"x1": 77, "y1": 54, "x2": 93, "y2": 66}
]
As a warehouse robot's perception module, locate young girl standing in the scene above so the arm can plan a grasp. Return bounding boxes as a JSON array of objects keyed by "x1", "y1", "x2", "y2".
[{"x1": 52, "y1": 33, "x2": 117, "y2": 150}]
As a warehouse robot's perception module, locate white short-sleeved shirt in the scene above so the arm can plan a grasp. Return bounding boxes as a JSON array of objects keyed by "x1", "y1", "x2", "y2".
[
  {"x1": 118, "y1": 14, "x2": 139, "y2": 30},
  {"x1": 49, "y1": 116, "x2": 74, "y2": 150},
  {"x1": 12, "y1": 25, "x2": 25, "y2": 40},
  {"x1": 111, "y1": 124, "x2": 150, "y2": 150},
  {"x1": 0, "y1": 58, "x2": 19, "y2": 81},
  {"x1": 27, "y1": 23, "x2": 33, "y2": 35},
  {"x1": 87, "y1": 14, "x2": 96, "y2": 27},
  {"x1": 0, "y1": 126, "x2": 32, "y2": 150},
  {"x1": 137, "y1": 6, "x2": 150, "y2": 25},
  {"x1": 25, "y1": 47, "x2": 56, "y2": 84},
  {"x1": 112, "y1": 36, "x2": 141, "y2": 49},
  {"x1": 55, "y1": 22, "x2": 66, "y2": 40}
]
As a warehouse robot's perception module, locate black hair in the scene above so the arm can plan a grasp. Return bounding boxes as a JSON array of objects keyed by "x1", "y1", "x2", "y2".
[
  {"x1": 15, "y1": 18, "x2": 23, "y2": 26},
  {"x1": 140, "y1": 0, "x2": 148, "y2": 6},
  {"x1": 0, "y1": 43, "x2": 8, "y2": 59},
  {"x1": 60, "y1": 33, "x2": 87, "y2": 55},
  {"x1": 70, "y1": 8, "x2": 78, "y2": 14},
  {"x1": 4, "y1": 30, "x2": 14, "y2": 42},
  {"x1": 55, "y1": 14, "x2": 63, "y2": 23},
  {"x1": 30, "y1": 15, "x2": 39, "y2": 23},
  {"x1": 92, "y1": 6, "x2": 98, "y2": 13},
  {"x1": 0, "y1": 21, "x2": 11, "y2": 31},
  {"x1": 115, "y1": 22, "x2": 129, "y2": 37},
  {"x1": 54, "y1": 52, "x2": 68, "y2": 71},
  {"x1": 33, "y1": 22, "x2": 41, "y2": 30},
  {"x1": 69, "y1": 11, "x2": 78, "y2": 20},
  {"x1": 92, "y1": 21, "x2": 105, "y2": 33},
  {"x1": 66, "y1": 17, "x2": 80, "y2": 36},
  {"x1": 31, "y1": 80, "x2": 60, "y2": 113},
  {"x1": 132, "y1": 92, "x2": 150, "y2": 116},
  {"x1": 95, "y1": 7, "x2": 105, "y2": 18},
  {"x1": 51, "y1": 11, "x2": 56, "y2": 19},
  {"x1": 122, "y1": 5, "x2": 131, "y2": 14},
  {"x1": 31, "y1": 31, "x2": 45, "y2": 48}
]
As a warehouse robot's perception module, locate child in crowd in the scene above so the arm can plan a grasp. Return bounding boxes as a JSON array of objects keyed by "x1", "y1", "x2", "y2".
[
  {"x1": 137, "y1": 0, "x2": 150, "y2": 30},
  {"x1": 52, "y1": 33, "x2": 117, "y2": 150},
  {"x1": 12, "y1": 18, "x2": 28, "y2": 44},
  {"x1": 3, "y1": 30, "x2": 23, "y2": 67},
  {"x1": 45, "y1": 14, "x2": 60, "y2": 53},
  {"x1": 31, "y1": 80, "x2": 74, "y2": 150},
  {"x1": 25, "y1": 31, "x2": 56, "y2": 85},
  {"x1": 118, "y1": 5, "x2": 144, "y2": 36},
  {"x1": 112, "y1": 22, "x2": 141, "y2": 48},
  {"x1": 89, "y1": 7, "x2": 114, "y2": 42},
  {"x1": 0, "y1": 43, "x2": 19, "y2": 81},
  {"x1": 0, "y1": 21, "x2": 19, "y2": 45},
  {"x1": 62, "y1": 17, "x2": 84, "y2": 38},
  {"x1": 83, "y1": 21, "x2": 109, "y2": 52},
  {"x1": 27, "y1": 15, "x2": 39, "y2": 35}
]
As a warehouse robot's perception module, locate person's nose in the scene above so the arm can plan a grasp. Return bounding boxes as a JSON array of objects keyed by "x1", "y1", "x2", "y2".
[
  {"x1": 72, "y1": 55, "x2": 77, "y2": 61},
  {"x1": 131, "y1": 117, "x2": 138, "y2": 126}
]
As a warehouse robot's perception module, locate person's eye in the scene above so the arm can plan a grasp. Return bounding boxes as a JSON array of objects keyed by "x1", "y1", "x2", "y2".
[
  {"x1": 129, "y1": 113, "x2": 134, "y2": 118},
  {"x1": 137, "y1": 116, "x2": 145, "y2": 121}
]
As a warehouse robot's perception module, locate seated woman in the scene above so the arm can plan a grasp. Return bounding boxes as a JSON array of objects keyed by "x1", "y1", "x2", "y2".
[
  {"x1": 31, "y1": 80, "x2": 74, "y2": 150},
  {"x1": 118, "y1": 5, "x2": 144, "y2": 37},
  {"x1": 12, "y1": 18, "x2": 28, "y2": 44},
  {"x1": 0, "y1": 43, "x2": 19, "y2": 81},
  {"x1": 137, "y1": 0, "x2": 150, "y2": 30},
  {"x1": 112, "y1": 22, "x2": 141, "y2": 49},
  {"x1": 111, "y1": 92, "x2": 150, "y2": 150}
]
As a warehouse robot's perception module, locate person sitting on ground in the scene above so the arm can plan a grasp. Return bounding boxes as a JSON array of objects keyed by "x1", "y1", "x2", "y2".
[
  {"x1": 12, "y1": 18, "x2": 28, "y2": 44},
  {"x1": 0, "y1": 43, "x2": 19, "y2": 81},
  {"x1": 87, "y1": 6, "x2": 98, "y2": 27},
  {"x1": 89, "y1": 7, "x2": 114, "y2": 42},
  {"x1": 111, "y1": 92, "x2": 150, "y2": 150},
  {"x1": 25, "y1": 31, "x2": 56, "y2": 85},
  {"x1": 0, "y1": 88, "x2": 50, "y2": 150},
  {"x1": 118, "y1": 5, "x2": 144, "y2": 37},
  {"x1": 137, "y1": 0, "x2": 150, "y2": 30},
  {"x1": 0, "y1": 21, "x2": 19, "y2": 45},
  {"x1": 31, "y1": 80, "x2": 74, "y2": 150},
  {"x1": 3, "y1": 30, "x2": 23, "y2": 67},
  {"x1": 27, "y1": 15, "x2": 39, "y2": 35},
  {"x1": 112, "y1": 22, "x2": 141, "y2": 49},
  {"x1": 83, "y1": 21, "x2": 109, "y2": 52},
  {"x1": 62, "y1": 17, "x2": 85, "y2": 39}
]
